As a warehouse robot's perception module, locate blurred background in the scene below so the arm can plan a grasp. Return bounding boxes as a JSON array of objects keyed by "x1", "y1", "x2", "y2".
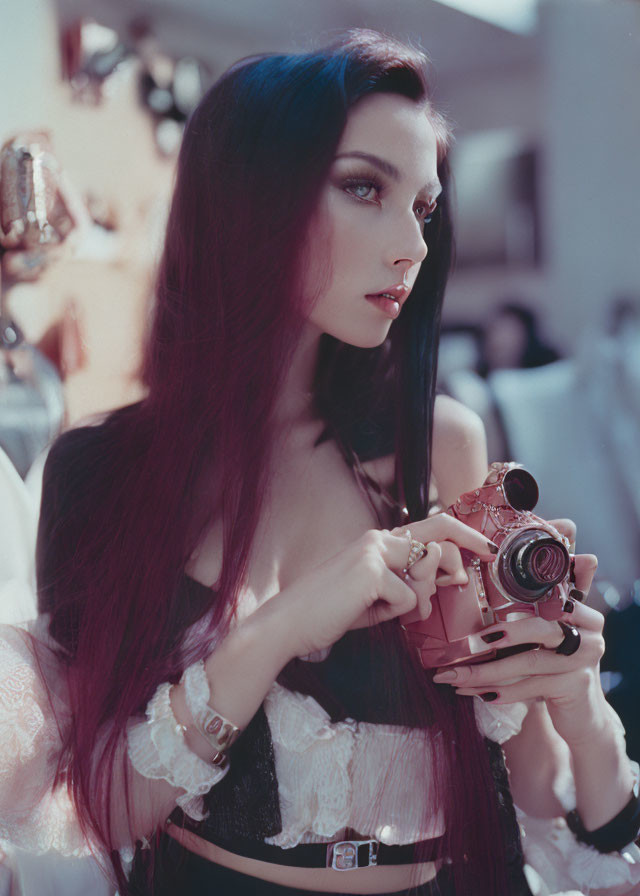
[{"x1": 0, "y1": 0, "x2": 639, "y2": 756}]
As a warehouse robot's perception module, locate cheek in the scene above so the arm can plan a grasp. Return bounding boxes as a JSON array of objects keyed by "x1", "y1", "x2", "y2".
[
  {"x1": 324, "y1": 199, "x2": 372, "y2": 274},
  {"x1": 299, "y1": 211, "x2": 335, "y2": 304}
]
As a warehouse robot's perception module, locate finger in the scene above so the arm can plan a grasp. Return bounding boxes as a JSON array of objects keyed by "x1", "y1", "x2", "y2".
[
  {"x1": 404, "y1": 543, "x2": 441, "y2": 620},
  {"x1": 370, "y1": 566, "x2": 418, "y2": 624},
  {"x1": 469, "y1": 603, "x2": 603, "y2": 648},
  {"x1": 433, "y1": 629, "x2": 603, "y2": 688},
  {"x1": 379, "y1": 529, "x2": 442, "y2": 576},
  {"x1": 432, "y1": 541, "x2": 468, "y2": 586},
  {"x1": 378, "y1": 529, "x2": 422, "y2": 574},
  {"x1": 572, "y1": 553, "x2": 598, "y2": 595},
  {"x1": 393, "y1": 515, "x2": 497, "y2": 561},
  {"x1": 432, "y1": 650, "x2": 549, "y2": 688},
  {"x1": 452, "y1": 671, "x2": 575, "y2": 705},
  {"x1": 408, "y1": 542, "x2": 442, "y2": 582},
  {"x1": 548, "y1": 518, "x2": 576, "y2": 550},
  {"x1": 399, "y1": 579, "x2": 436, "y2": 624}
]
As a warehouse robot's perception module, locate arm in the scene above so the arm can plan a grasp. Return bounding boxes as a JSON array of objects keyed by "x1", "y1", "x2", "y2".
[
  {"x1": 120, "y1": 592, "x2": 301, "y2": 845},
  {"x1": 502, "y1": 696, "x2": 640, "y2": 896},
  {"x1": 37, "y1": 529, "x2": 428, "y2": 849},
  {"x1": 128, "y1": 526, "x2": 499, "y2": 844},
  {"x1": 431, "y1": 396, "x2": 636, "y2": 827},
  {"x1": 429, "y1": 398, "x2": 640, "y2": 892}
]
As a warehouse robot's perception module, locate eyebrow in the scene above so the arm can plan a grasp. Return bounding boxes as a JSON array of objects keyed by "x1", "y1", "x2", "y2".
[{"x1": 334, "y1": 151, "x2": 442, "y2": 198}]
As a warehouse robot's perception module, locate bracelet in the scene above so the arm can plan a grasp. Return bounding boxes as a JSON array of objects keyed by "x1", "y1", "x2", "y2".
[
  {"x1": 566, "y1": 784, "x2": 640, "y2": 853},
  {"x1": 182, "y1": 659, "x2": 242, "y2": 763}
]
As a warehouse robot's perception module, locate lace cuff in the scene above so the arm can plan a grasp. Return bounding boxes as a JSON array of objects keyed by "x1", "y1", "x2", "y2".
[
  {"x1": 474, "y1": 695, "x2": 529, "y2": 743},
  {"x1": 127, "y1": 681, "x2": 227, "y2": 821},
  {"x1": 517, "y1": 805, "x2": 640, "y2": 893}
]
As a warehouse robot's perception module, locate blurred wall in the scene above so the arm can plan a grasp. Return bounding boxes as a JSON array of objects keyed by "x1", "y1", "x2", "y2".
[
  {"x1": 0, "y1": 0, "x2": 59, "y2": 134},
  {"x1": 541, "y1": 0, "x2": 640, "y2": 358},
  {"x1": 444, "y1": 0, "x2": 640, "y2": 360}
]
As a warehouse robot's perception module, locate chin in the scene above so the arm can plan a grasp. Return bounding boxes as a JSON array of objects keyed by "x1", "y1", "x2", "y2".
[{"x1": 326, "y1": 322, "x2": 393, "y2": 349}]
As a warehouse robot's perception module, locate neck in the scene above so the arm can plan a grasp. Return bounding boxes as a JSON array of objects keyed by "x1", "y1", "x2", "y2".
[{"x1": 273, "y1": 323, "x2": 323, "y2": 432}]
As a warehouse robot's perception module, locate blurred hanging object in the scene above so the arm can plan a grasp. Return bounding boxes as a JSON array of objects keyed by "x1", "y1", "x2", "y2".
[
  {"x1": 0, "y1": 132, "x2": 76, "y2": 255},
  {"x1": 132, "y1": 17, "x2": 206, "y2": 155},
  {"x1": 60, "y1": 15, "x2": 207, "y2": 154},
  {"x1": 0, "y1": 315, "x2": 64, "y2": 479},
  {"x1": 0, "y1": 134, "x2": 84, "y2": 477},
  {"x1": 138, "y1": 54, "x2": 206, "y2": 155},
  {"x1": 60, "y1": 19, "x2": 130, "y2": 104},
  {"x1": 0, "y1": 130, "x2": 93, "y2": 289}
]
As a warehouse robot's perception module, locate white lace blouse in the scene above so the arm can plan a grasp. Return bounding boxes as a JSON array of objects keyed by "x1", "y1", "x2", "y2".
[{"x1": 1, "y1": 620, "x2": 640, "y2": 896}]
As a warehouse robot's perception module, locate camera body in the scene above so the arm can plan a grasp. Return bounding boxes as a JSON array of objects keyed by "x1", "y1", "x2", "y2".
[{"x1": 404, "y1": 462, "x2": 573, "y2": 669}]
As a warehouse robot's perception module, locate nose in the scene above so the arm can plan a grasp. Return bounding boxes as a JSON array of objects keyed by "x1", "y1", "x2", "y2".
[{"x1": 387, "y1": 216, "x2": 428, "y2": 274}]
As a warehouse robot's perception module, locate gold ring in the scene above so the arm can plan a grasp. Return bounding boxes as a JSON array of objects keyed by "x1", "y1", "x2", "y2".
[{"x1": 404, "y1": 539, "x2": 428, "y2": 574}]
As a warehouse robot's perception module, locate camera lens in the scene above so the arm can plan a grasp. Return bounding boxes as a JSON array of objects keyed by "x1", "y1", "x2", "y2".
[{"x1": 498, "y1": 528, "x2": 570, "y2": 603}]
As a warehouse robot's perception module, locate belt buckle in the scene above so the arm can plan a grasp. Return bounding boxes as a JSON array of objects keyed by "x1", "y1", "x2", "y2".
[{"x1": 326, "y1": 839, "x2": 379, "y2": 870}]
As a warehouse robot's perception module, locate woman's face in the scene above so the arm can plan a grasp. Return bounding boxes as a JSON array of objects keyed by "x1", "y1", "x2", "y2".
[{"x1": 303, "y1": 92, "x2": 441, "y2": 348}]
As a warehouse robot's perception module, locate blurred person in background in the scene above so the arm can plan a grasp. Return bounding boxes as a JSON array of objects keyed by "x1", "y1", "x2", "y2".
[
  {"x1": 477, "y1": 301, "x2": 560, "y2": 378},
  {"x1": 0, "y1": 29, "x2": 639, "y2": 896}
]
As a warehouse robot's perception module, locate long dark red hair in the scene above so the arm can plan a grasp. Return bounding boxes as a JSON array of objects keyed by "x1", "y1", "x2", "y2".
[{"x1": 37, "y1": 29, "x2": 509, "y2": 895}]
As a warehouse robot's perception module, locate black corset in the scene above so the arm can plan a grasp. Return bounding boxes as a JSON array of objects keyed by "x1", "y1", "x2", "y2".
[{"x1": 172, "y1": 589, "x2": 531, "y2": 895}]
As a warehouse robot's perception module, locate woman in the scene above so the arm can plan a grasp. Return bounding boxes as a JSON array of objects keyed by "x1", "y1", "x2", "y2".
[{"x1": 2, "y1": 29, "x2": 639, "y2": 896}]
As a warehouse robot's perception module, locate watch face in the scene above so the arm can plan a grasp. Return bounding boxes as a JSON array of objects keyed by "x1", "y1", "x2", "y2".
[{"x1": 503, "y1": 467, "x2": 538, "y2": 512}]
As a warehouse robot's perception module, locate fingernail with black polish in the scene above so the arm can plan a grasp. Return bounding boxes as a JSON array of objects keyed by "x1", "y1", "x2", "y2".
[
  {"x1": 563, "y1": 600, "x2": 575, "y2": 613},
  {"x1": 569, "y1": 589, "x2": 585, "y2": 603},
  {"x1": 480, "y1": 692, "x2": 499, "y2": 702},
  {"x1": 487, "y1": 542, "x2": 499, "y2": 554},
  {"x1": 481, "y1": 630, "x2": 506, "y2": 644}
]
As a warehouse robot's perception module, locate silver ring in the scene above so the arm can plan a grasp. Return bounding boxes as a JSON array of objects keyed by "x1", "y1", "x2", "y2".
[{"x1": 555, "y1": 621, "x2": 581, "y2": 657}]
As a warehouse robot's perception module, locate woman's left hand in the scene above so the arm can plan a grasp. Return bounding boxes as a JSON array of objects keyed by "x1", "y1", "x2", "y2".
[{"x1": 432, "y1": 520, "x2": 609, "y2": 745}]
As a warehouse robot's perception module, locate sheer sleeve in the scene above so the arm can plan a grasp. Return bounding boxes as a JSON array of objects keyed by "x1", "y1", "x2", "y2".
[
  {"x1": 516, "y1": 752, "x2": 640, "y2": 894},
  {"x1": 0, "y1": 621, "x2": 88, "y2": 857},
  {"x1": 0, "y1": 618, "x2": 230, "y2": 859},
  {"x1": 474, "y1": 696, "x2": 640, "y2": 894}
]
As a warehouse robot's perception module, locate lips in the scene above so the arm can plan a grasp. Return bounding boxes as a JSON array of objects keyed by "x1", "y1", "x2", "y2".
[
  {"x1": 365, "y1": 282, "x2": 410, "y2": 305},
  {"x1": 365, "y1": 285, "x2": 409, "y2": 320}
]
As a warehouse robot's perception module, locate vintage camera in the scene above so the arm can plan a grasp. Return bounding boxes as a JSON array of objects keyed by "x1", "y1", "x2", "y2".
[{"x1": 404, "y1": 462, "x2": 573, "y2": 669}]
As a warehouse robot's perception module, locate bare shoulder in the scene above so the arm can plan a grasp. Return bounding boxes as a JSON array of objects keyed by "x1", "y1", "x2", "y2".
[
  {"x1": 357, "y1": 398, "x2": 487, "y2": 500},
  {"x1": 432, "y1": 395, "x2": 488, "y2": 506},
  {"x1": 433, "y1": 394, "x2": 486, "y2": 450}
]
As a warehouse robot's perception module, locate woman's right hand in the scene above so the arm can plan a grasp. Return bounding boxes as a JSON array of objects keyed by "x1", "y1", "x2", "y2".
[{"x1": 280, "y1": 517, "x2": 498, "y2": 659}]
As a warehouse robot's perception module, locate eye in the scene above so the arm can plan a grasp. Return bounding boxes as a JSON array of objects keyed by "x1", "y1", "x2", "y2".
[{"x1": 342, "y1": 178, "x2": 382, "y2": 203}]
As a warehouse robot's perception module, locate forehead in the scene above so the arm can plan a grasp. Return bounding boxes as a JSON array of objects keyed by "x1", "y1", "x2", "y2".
[{"x1": 337, "y1": 93, "x2": 440, "y2": 188}]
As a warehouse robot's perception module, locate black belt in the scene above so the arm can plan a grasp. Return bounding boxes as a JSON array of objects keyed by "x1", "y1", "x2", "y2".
[{"x1": 209, "y1": 834, "x2": 445, "y2": 870}]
